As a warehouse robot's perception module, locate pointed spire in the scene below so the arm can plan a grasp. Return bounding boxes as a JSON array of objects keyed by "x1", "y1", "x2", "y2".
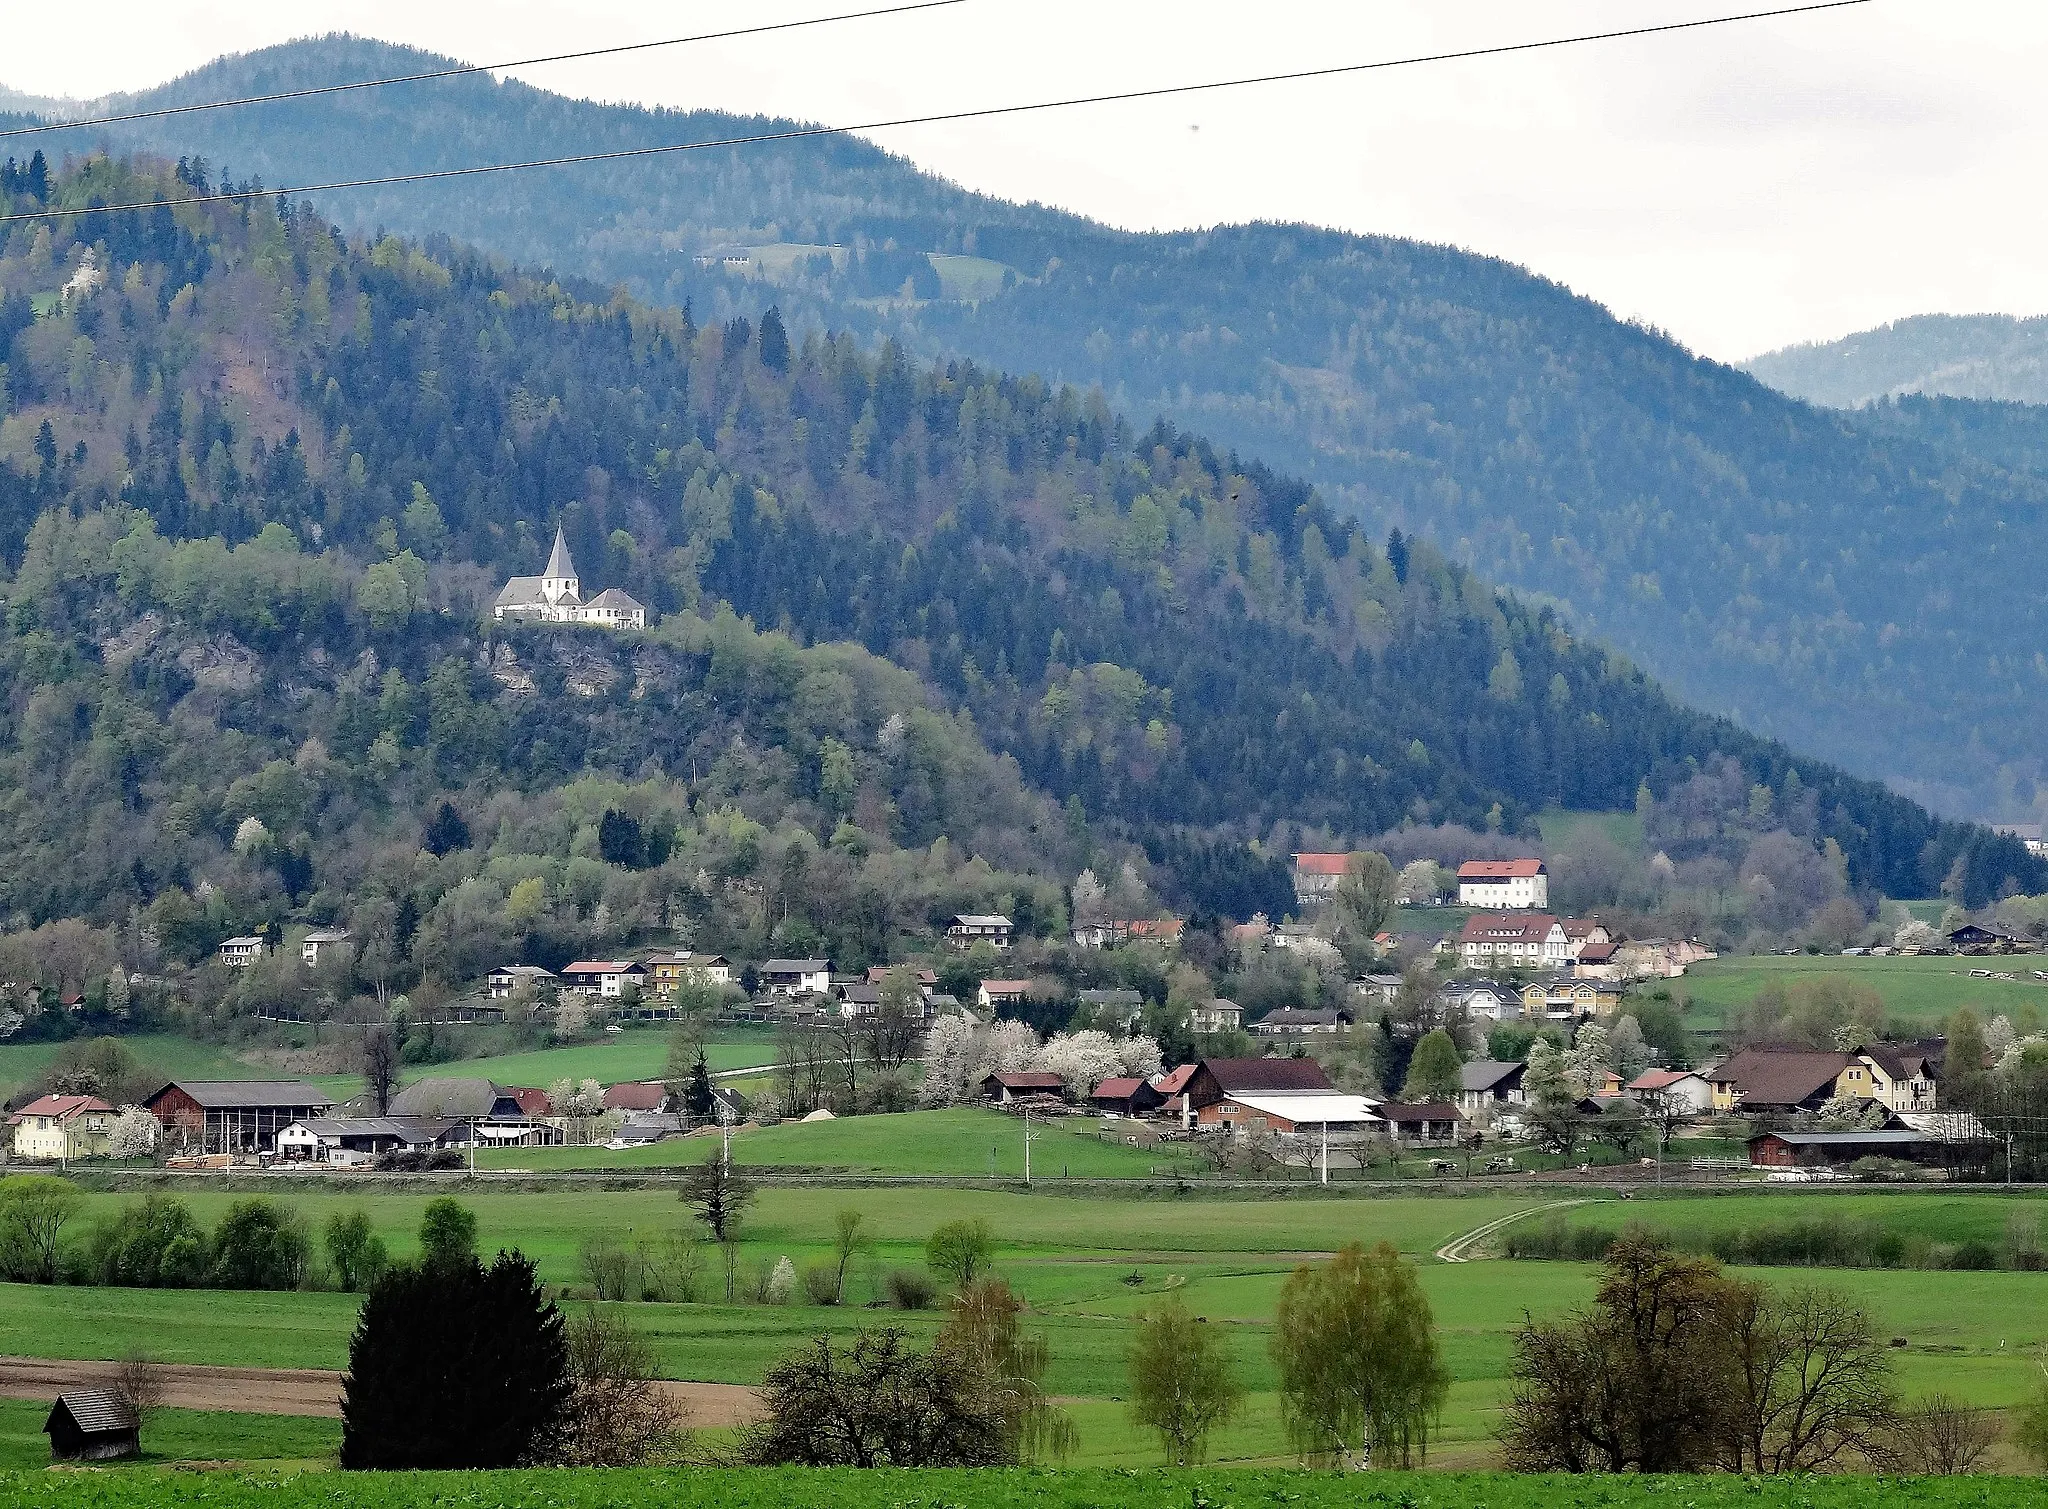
[{"x1": 544, "y1": 524, "x2": 576, "y2": 581}]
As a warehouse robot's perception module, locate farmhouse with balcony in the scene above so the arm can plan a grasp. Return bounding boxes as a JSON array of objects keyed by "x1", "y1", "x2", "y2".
[{"x1": 1457, "y1": 858, "x2": 1547, "y2": 909}]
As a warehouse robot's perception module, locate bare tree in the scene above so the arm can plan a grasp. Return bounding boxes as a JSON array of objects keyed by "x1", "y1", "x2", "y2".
[
  {"x1": 1885, "y1": 1394, "x2": 2004, "y2": 1474},
  {"x1": 361, "y1": 1025, "x2": 400, "y2": 1114},
  {"x1": 1717, "y1": 1283, "x2": 1897, "y2": 1473},
  {"x1": 559, "y1": 1307, "x2": 690, "y2": 1466},
  {"x1": 110, "y1": 1353, "x2": 164, "y2": 1429},
  {"x1": 831, "y1": 1207, "x2": 870, "y2": 1305},
  {"x1": 1641, "y1": 1089, "x2": 1697, "y2": 1149}
]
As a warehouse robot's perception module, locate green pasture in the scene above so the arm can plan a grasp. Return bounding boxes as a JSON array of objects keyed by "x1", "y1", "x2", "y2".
[
  {"x1": 0, "y1": 1035, "x2": 260, "y2": 1097},
  {"x1": 0, "y1": 1397, "x2": 337, "y2": 1470},
  {"x1": 1671, "y1": 951, "x2": 2048, "y2": 1031},
  {"x1": 1536, "y1": 806, "x2": 1645, "y2": 853},
  {"x1": 417, "y1": 1028, "x2": 779, "y2": 1091},
  {"x1": 478, "y1": 1107, "x2": 1205, "y2": 1176},
  {"x1": 927, "y1": 253, "x2": 1015, "y2": 299}
]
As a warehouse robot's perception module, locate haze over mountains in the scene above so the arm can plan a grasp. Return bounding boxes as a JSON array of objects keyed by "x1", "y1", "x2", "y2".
[
  {"x1": 12, "y1": 35, "x2": 2048, "y2": 824},
  {"x1": 1744, "y1": 313, "x2": 2048, "y2": 409}
]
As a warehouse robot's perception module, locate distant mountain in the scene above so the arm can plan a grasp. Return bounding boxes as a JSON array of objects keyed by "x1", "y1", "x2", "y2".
[
  {"x1": 32, "y1": 35, "x2": 2048, "y2": 822},
  {"x1": 2, "y1": 154, "x2": 2034, "y2": 969},
  {"x1": 1744, "y1": 313, "x2": 2048, "y2": 409}
]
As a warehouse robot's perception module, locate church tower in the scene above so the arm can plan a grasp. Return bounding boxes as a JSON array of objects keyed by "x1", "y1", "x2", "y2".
[{"x1": 541, "y1": 525, "x2": 580, "y2": 607}]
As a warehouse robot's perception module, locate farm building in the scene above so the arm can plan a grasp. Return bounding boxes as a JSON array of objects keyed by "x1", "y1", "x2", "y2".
[
  {"x1": 145, "y1": 1080, "x2": 333, "y2": 1155},
  {"x1": 276, "y1": 1117, "x2": 462, "y2": 1162},
  {"x1": 1088, "y1": 1077, "x2": 1164, "y2": 1116},
  {"x1": 388, "y1": 1078, "x2": 562, "y2": 1145},
  {"x1": 1457, "y1": 1060, "x2": 1528, "y2": 1118},
  {"x1": 1747, "y1": 1130, "x2": 1938, "y2": 1168},
  {"x1": 1377, "y1": 1102, "x2": 1467, "y2": 1146},
  {"x1": 982, "y1": 1071, "x2": 1066, "y2": 1105},
  {"x1": 44, "y1": 1390, "x2": 138, "y2": 1462},
  {"x1": 1203, "y1": 1091, "x2": 1380, "y2": 1137}
]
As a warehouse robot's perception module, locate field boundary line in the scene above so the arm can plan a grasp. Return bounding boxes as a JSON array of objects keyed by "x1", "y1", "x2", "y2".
[{"x1": 1435, "y1": 1199, "x2": 1600, "y2": 1263}]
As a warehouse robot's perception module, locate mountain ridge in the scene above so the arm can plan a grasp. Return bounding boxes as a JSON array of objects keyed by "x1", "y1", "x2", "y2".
[{"x1": 1743, "y1": 312, "x2": 2048, "y2": 409}]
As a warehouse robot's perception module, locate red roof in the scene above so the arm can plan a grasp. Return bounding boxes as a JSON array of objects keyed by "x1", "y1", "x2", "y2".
[
  {"x1": 7, "y1": 1093, "x2": 115, "y2": 1124},
  {"x1": 981, "y1": 980, "x2": 1031, "y2": 995},
  {"x1": 602, "y1": 1081, "x2": 667, "y2": 1111},
  {"x1": 1458, "y1": 859, "x2": 1546, "y2": 879},
  {"x1": 1292, "y1": 853, "x2": 1354, "y2": 876},
  {"x1": 1125, "y1": 919, "x2": 1185, "y2": 940},
  {"x1": 1091, "y1": 1078, "x2": 1146, "y2": 1099},
  {"x1": 506, "y1": 1086, "x2": 552, "y2": 1116},
  {"x1": 1577, "y1": 941, "x2": 1617, "y2": 962},
  {"x1": 1628, "y1": 1069, "x2": 1700, "y2": 1091},
  {"x1": 1203, "y1": 1057, "x2": 1334, "y2": 1093},
  {"x1": 1153, "y1": 1065, "x2": 1198, "y2": 1098}
]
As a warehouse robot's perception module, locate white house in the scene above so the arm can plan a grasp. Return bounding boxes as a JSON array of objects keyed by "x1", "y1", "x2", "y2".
[
  {"x1": 559, "y1": 960, "x2": 646, "y2": 998},
  {"x1": 1626, "y1": 1068, "x2": 1715, "y2": 1113},
  {"x1": 760, "y1": 958, "x2": 832, "y2": 997},
  {"x1": 1190, "y1": 998, "x2": 1242, "y2": 1034},
  {"x1": 1457, "y1": 858, "x2": 1548, "y2": 910},
  {"x1": 487, "y1": 964, "x2": 557, "y2": 999},
  {"x1": 493, "y1": 527, "x2": 647, "y2": 630},
  {"x1": 217, "y1": 936, "x2": 267, "y2": 968},
  {"x1": 1458, "y1": 913, "x2": 1570, "y2": 969},
  {"x1": 946, "y1": 914, "x2": 1014, "y2": 950},
  {"x1": 7, "y1": 1095, "x2": 116, "y2": 1161},
  {"x1": 300, "y1": 928, "x2": 351, "y2": 966}
]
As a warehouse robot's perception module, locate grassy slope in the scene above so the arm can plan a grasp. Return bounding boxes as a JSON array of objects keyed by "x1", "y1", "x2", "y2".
[
  {"x1": 0, "y1": 1397, "x2": 337, "y2": 1470},
  {"x1": 420, "y1": 1030, "x2": 781, "y2": 1090},
  {"x1": 477, "y1": 1108, "x2": 1204, "y2": 1175},
  {"x1": 0, "y1": 1035, "x2": 261, "y2": 1096},
  {"x1": 1675, "y1": 953, "x2": 2048, "y2": 1031},
  {"x1": 1536, "y1": 807, "x2": 1645, "y2": 853}
]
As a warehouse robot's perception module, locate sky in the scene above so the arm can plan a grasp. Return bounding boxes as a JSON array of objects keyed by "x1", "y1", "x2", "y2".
[{"x1": 4, "y1": 0, "x2": 2043, "y2": 361}]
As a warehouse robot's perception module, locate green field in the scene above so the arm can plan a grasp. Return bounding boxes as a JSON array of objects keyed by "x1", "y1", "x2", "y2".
[
  {"x1": 10, "y1": 1182, "x2": 2046, "y2": 1469},
  {"x1": 426, "y1": 1029, "x2": 779, "y2": 1091},
  {"x1": 1536, "y1": 806, "x2": 1645, "y2": 853},
  {"x1": 0, "y1": 1035, "x2": 264, "y2": 1098},
  {"x1": 0, "y1": 1464, "x2": 2041, "y2": 1506},
  {"x1": 478, "y1": 1107, "x2": 1203, "y2": 1175},
  {"x1": 1674, "y1": 952, "x2": 2048, "y2": 1032},
  {"x1": 0, "y1": 1398, "x2": 337, "y2": 1470}
]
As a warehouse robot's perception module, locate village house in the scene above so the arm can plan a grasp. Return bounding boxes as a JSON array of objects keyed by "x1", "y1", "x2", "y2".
[
  {"x1": 487, "y1": 964, "x2": 557, "y2": 999},
  {"x1": 1076, "y1": 988, "x2": 1144, "y2": 1031},
  {"x1": 946, "y1": 914, "x2": 1015, "y2": 950},
  {"x1": 1948, "y1": 923, "x2": 2032, "y2": 955},
  {"x1": 760, "y1": 958, "x2": 833, "y2": 998},
  {"x1": 216, "y1": 935, "x2": 268, "y2": 968},
  {"x1": 1189, "y1": 998, "x2": 1243, "y2": 1035},
  {"x1": 1627, "y1": 1067, "x2": 1715, "y2": 1113},
  {"x1": 1290, "y1": 852, "x2": 1355, "y2": 908},
  {"x1": 558, "y1": 960, "x2": 646, "y2": 999},
  {"x1": 1350, "y1": 973, "x2": 1404, "y2": 1008},
  {"x1": 977, "y1": 978, "x2": 1031, "y2": 1010},
  {"x1": 146, "y1": 1080, "x2": 334, "y2": 1155},
  {"x1": 648, "y1": 952, "x2": 734, "y2": 993},
  {"x1": 1457, "y1": 1060, "x2": 1528, "y2": 1119},
  {"x1": 1518, "y1": 976, "x2": 1624, "y2": 1021},
  {"x1": 493, "y1": 526, "x2": 648, "y2": 629},
  {"x1": 1228, "y1": 915, "x2": 1274, "y2": 948},
  {"x1": 1572, "y1": 940, "x2": 1620, "y2": 979},
  {"x1": 1439, "y1": 978, "x2": 1518, "y2": 1022},
  {"x1": 299, "y1": 928, "x2": 351, "y2": 966},
  {"x1": 601, "y1": 1081, "x2": 670, "y2": 1113},
  {"x1": 7, "y1": 1094, "x2": 117, "y2": 1161},
  {"x1": 1459, "y1": 913, "x2": 1570, "y2": 970},
  {"x1": 867, "y1": 964, "x2": 938, "y2": 990},
  {"x1": 1457, "y1": 858, "x2": 1547, "y2": 910},
  {"x1": 1611, "y1": 938, "x2": 1716, "y2": 979},
  {"x1": 1152, "y1": 1063, "x2": 1199, "y2": 1124},
  {"x1": 1709, "y1": 1045, "x2": 1940, "y2": 1116},
  {"x1": 1073, "y1": 917, "x2": 1186, "y2": 948}
]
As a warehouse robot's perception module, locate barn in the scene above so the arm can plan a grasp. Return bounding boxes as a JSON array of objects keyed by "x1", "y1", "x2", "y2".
[
  {"x1": 44, "y1": 1390, "x2": 139, "y2": 1462},
  {"x1": 145, "y1": 1080, "x2": 334, "y2": 1155}
]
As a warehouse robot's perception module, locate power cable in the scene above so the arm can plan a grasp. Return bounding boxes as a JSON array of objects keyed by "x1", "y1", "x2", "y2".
[
  {"x1": 0, "y1": 0, "x2": 969, "y2": 142},
  {"x1": 0, "y1": 0, "x2": 1875, "y2": 227}
]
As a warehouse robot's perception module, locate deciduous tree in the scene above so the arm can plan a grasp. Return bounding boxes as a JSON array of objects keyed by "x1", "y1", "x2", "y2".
[{"x1": 1127, "y1": 1293, "x2": 1241, "y2": 1465}]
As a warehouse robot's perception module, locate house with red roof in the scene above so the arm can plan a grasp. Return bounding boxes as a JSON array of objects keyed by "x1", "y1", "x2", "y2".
[
  {"x1": 1088, "y1": 1077, "x2": 1164, "y2": 1116},
  {"x1": 1291, "y1": 853, "x2": 1355, "y2": 908},
  {"x1": 1626, "y1": 1068, "x2": 1714, "y2": 1113},
  {"x1": 1457, "y1": 858, "x2": 1548, "y2": 910},
  {"x1": 8, "y1": 1094, "x2": 117, "y2": 1161}
]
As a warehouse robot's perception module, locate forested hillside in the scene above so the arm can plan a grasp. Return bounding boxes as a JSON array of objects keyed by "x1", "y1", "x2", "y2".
[
  {"x1": 1745, "y1": 313, "x2": 2048, "y2": 408},
  {"x1": 0, "y1": 156, "x2": 2037, "y2": 1016},
  {"x1": 25, "y1": 34, "x2": 2048, "y2": 821}
]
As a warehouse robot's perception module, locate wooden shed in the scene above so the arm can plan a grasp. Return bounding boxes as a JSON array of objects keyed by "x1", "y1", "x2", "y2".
[{"x1": 45, "y1": 1389, "x2": 139, "y2": 1462}]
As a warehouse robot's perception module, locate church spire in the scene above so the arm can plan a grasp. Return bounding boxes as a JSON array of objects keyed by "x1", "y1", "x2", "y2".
[{"x1": 544, "y1": 524, "x2": 577, "y2": 581}]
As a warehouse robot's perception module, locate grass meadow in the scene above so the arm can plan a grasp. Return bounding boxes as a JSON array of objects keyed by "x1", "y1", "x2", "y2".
[
  {"x1": 1670, "y1": 951, "x2": 2048, "y2": 1032},
  {"x1": 5, "y1": 1183, "x2": 2044, "y2": 1469}
]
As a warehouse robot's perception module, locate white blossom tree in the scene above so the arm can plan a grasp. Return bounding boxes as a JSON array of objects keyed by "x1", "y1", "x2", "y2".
[
  {"x1": 1117, "y1": 1035, "x2": 1164, "y2": 1078},
  {"x1": 1040, "y1": 1030, "x2": 1126, "y2": 1093},
  {"x1": 919, "y1": 1015, "x2": 978, "y2": 1106},
  {"x1": 1608, "y1": 1016, "x2": 1651, "y2": 1086},
  {"x1": 110, "y1": 1107, "x2": 159, "y2": 1158}
]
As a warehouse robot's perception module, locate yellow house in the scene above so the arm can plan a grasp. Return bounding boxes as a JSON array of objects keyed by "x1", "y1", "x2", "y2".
[
  {"x1": 1839, "y1": 1046, "x2": 1939, "y2": 1112},
  {"x1": 1518, "y1": 978, "x2": 1624, "y2": 1020},
  {"x1": 647, "y1": 952, "x2": 733, "y2": 995},
  {"x1": 7, "y1": 1094, "x2": 117, "y2": 1161}
]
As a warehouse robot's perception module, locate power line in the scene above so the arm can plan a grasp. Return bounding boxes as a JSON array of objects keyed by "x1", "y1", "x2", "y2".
[
  {"x1": 0, "y1": 0, "x2": 1874, "y2": 228},
  {"x1": 0, "y1": 0, "x2": 969, "y2": 142}
]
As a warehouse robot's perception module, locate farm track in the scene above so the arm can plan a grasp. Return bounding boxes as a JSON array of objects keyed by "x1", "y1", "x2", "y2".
[
  {"x1": 1435, "y1": 1199, "x2": 1601, "y2": 1263},
  {"x1": 0, "y1": 1356, "x2": 764, "y2": 1426}
]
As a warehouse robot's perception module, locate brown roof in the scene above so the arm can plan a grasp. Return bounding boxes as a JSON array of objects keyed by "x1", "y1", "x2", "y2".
[
  {"x1": 1458, "y1": 858, "x2": 1545, "y2": 878},
  {"x1": 1379, "y1": 1101, "x2": 1464, "y2": 1123},
  {"x1": 1576, "y1": 941, "x2": 1617, "y2": 962},
  {"x1": 506, "y1": 1086, "x2": 553, "y2": 1116},
  {"x1": 1203, "y1": 1057, "x2": 1334, "y2": 1093},
  {"x1": 1090, "y1": 1078, "x2": 1146, "y2": 1099},
  {"x1": 7, "y1": 1094, "x2": 115, "y2": 1124},
  {"x1": 602, "y1": 1081, "x2": 667, "y2": 1111},
  {"x1": 1153, "y1": 1065, "x2": 1198, "y2": 1097},
  {"x1": 1292, "y1": 853, "x2": 1355, "y2": 876},
  {"x1": 1708, "y1": 1048, "x2": 1855, "y2": 1109},
  {"x1": 985, "y1": 1071, "x2": 1064, "y2": 1090},
  {"x1": 1459, "y1": 913, "x2": 1559, "y2": 944},
  {"x1": 1628, "y1": 1069, "x2": 1702, "y2": 1091}
]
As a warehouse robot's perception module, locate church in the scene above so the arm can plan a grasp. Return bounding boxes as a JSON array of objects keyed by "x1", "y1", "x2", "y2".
[{"x1": 493, "y1": 527, "x2": 647, "y2": 630}]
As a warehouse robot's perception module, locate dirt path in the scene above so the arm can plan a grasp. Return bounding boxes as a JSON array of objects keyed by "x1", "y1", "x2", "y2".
[
  {"x1": 0, "y1": 1357, "x2": 763, "y2": 1427},
  {"x1": 1434, "y1": 1198, "x2": 1601, "y2": 1262}
]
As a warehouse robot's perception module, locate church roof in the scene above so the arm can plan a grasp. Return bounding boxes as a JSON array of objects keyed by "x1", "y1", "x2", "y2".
[
  {"x1": 545, "y1": 525, "x2": 577, "y2": 580},
  {"x1": 495, "y1": 576, "x2": 546, "y2": 606}
]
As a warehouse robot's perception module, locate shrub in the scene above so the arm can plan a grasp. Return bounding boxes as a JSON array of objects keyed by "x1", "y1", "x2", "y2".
[
  {"x1": 324, "y1": 1209, "x2": 388, "y2": 1292},
  {"x1": 885, "y1": 1267, "x2": 938, "y2": 1310},
  {"x1": 579, "y1": 1235, "x2": 637, "y2": 1302},
  {"x1": 419, "y1": 1197, "x2": 479, "y2": 1270},
  {"x1": 801, "y1": 1261, "x2": 842, "y2": 1305},
  {"x1": 89, "y1": 1194, "x2": 208, "y2": 1287},
  {"x1": 211, "y1": 1198, "x2": 310, "y2": 1290},
  {"x1": 1947, "y1": 1240, "x2": 1998, "y2": 1271}
]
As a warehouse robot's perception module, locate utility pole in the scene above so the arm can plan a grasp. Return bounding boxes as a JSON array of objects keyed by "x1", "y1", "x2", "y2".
[
  {"x1": 1023, "y1": 1107, "x2": 1032, "y2": 1185},
  {"x1": 1320, "y1": 1120, "x2": 1329, "y2": 1186}
]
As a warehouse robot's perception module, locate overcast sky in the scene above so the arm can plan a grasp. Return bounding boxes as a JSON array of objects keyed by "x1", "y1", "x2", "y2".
[{"x1": 5, "y1": 0, "x2": 2041, "y2": 360}]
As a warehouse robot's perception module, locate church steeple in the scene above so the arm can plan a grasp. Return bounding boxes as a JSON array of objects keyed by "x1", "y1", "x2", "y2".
[{"x1": 541, "y1": 525, "x2": 579, "y2": 604}]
